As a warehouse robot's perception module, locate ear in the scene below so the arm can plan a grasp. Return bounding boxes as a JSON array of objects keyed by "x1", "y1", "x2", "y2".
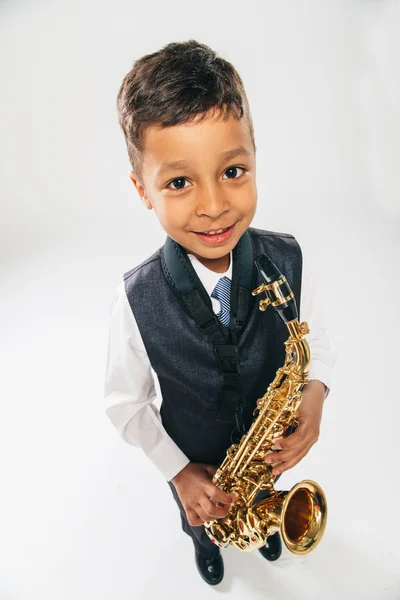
[{"x1": 129, "y1": 170, "x2": 152, "y2": 210}]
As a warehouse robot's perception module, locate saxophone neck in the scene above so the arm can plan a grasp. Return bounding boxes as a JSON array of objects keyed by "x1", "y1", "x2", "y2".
[{"x1": 286, "y1": 319, "x2": 311, "y2": 381}]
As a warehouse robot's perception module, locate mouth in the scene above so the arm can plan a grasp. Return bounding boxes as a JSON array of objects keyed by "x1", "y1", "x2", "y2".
[{"x1": 193, "y1": 222, "x2": 237, "y2": 245}]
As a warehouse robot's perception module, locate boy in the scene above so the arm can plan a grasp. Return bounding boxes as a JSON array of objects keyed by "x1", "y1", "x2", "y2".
[{"x1": 104, "y1": 39, "x2": 335, "y2": 586}]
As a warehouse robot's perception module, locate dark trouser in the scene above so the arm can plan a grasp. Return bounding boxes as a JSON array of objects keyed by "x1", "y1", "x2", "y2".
[{"x1": 167, "y1": 473, "x2": 282, "y2": 558}]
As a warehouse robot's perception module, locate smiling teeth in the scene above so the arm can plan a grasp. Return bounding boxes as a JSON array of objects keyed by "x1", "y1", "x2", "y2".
[{"x1": 202, "y1": 228, "x2": 227, "y2": 235}]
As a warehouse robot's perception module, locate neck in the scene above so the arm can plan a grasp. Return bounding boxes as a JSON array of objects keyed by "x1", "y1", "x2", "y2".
[{"x1": 193, "y1": 252, "x2": 231, "y2": 273}]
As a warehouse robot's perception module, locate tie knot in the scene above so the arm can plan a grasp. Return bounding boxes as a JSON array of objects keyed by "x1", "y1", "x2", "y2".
[
  {"x1": 211, "y1": 276, "x2": 231, "y2": 302},
  {"x1": 211, "y1": 276, "x2": 231, "y2": 326}
]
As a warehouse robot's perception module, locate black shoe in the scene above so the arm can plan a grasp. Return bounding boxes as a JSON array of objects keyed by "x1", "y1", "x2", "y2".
[
  {"x1": 258, "y1": 532, "x2": 282, "y2": 561},
  {"x1": 195, "y1": 550, "x2": 224, "y2": 585}
]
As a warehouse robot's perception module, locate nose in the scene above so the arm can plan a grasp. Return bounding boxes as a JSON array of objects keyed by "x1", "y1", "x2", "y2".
[{"x1": 195, "y1": 185, "x2": 230, "y2": 218}]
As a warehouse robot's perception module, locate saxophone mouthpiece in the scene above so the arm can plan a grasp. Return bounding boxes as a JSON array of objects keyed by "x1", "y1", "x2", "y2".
[
  {"x1": 255, "y1": 253, "x2": 298, "y2": 323},
  {"x1": 255, "y1": 254, "x2": 281, "y2": 284}
]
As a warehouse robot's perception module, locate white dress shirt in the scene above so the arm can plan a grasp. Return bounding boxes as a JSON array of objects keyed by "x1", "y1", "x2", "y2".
[{"x1": 104, "y1": 248, "x2": 336, "y2": 482}]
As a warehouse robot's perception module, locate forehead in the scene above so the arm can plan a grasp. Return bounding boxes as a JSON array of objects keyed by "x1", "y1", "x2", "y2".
[{"x1": 141, "y1": 110, "x2": 253, "y2": 177}]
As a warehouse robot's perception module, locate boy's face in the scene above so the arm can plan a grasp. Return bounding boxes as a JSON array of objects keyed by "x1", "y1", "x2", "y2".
[{"x1": 129, "y1": 109, "x2": 257, "y2": 272}]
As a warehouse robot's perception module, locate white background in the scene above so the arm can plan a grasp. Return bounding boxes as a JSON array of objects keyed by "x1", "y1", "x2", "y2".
[{"x1": 1, "y1": 1, "x2": 399, "y2": 599}]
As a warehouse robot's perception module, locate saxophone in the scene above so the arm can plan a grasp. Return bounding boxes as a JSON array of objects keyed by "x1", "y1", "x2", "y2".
[{"x1": 204, "y1": 253, "x2": 328, "y2": 555}]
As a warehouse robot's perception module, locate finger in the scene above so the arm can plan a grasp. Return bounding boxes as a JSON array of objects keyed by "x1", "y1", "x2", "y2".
[
  {"x1": 207, "y1": 495, "x2": 232, "y2": 509},
  {"x1": 271, "y1": 447, "x2": 310, "y2": 475},
  {"x1": 279, "y1": 427, "x2": 319, "y2": 452},
  {"x1": 186, "y1": 508, "x2": 204, "y2": 527},
  {"x1": 266, "y1": 459, "x2": 284, "y2": 470},
  {"x1": 193, "y1": 504, "x2": 212, "y2": 524},
  {"x1": 270, "y1": 425, "x2": 308, "y2": 451},
  {"x1": 201, "y1": 496, "x2": 230, "y2": 519},
  {"x1": 264, "y1": 453, "x2": 284, "y2": 467},
  {"x1": 206, "y1": 483, "x2": 235, "y2": 506},
  {"x1": 264, "y1": 442, "x2": 308, "y2": 465}
]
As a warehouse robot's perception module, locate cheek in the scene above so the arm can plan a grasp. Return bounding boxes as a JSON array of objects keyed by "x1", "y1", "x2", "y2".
[
  {"x1": 239, "y1": 192, "x2": 257, "y2": 217},
  {"x1": 158, "y1": 201, "x2": 190, "y2": 228}
]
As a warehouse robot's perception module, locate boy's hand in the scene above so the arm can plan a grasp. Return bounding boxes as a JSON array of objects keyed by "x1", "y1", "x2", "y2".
[
  {"x1": 260, "y1": 380, "x2": 326, "y2": 476},
  {"x1": 171, "y1": 462, "x2": 235, "y2": 527}
]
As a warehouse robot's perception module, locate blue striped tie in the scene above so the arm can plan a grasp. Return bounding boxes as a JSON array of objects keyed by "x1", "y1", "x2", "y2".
[{"x1": 211, "y1": 276, "x2": 231, "y2": 327}]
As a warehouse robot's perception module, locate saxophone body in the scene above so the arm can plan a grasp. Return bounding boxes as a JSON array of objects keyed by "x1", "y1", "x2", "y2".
[{"x1": 204, "y1": 254, "x2": 327, "y2": 555}]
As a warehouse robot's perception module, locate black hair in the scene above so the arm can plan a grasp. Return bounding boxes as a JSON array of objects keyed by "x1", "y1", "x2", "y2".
[{"x1": 116, "y1": 39, "x2": 255, "y2": 182}]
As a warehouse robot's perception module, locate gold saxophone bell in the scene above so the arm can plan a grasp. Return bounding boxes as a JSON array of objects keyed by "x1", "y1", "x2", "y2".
[
  {"x1": 249, "y1": 480, "x2": 328, "y2": 555},
  {"x1": 204, "y1": 253, "x2": 328, "y2": 555}
]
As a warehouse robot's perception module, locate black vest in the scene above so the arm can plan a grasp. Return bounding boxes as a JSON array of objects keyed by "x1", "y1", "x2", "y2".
[{"x1": 123, "y1": 227, "x2": 302, "y2": 466}]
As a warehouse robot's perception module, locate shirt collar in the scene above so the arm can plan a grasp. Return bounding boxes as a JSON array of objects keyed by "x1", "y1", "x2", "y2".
[{"x1": 187, "y1": 251, "x2": 233, "y2": 298}]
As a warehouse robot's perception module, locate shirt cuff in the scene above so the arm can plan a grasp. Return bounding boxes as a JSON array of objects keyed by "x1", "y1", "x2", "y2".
[
  {"x1": 308, "y1": 359, "x2": 332, "y2": 399},
  {"x1": 148, "y1": 435, "x2": 191, "y2": 482}
]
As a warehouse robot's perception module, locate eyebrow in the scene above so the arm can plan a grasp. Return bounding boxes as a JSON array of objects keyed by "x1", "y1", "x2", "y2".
[{"x1": 156, "y1": 145, "x2": 251, "y2": 177}]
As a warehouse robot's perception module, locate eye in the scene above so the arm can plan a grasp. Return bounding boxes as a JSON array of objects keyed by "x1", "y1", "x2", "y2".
[
  {"x1": 166, "y1": 166, "x2": 247, "y2": 191},
  {"x1": 223, "y1": 166, "x2": 247, "y2": 180},
  {"x1": 167, "y1": 177, "x2": 190, "y2": 191}
]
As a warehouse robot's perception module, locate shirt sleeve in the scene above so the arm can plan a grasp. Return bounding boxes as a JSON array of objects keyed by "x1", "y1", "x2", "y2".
[
  {"x1": 104, "y1": 281, "x2": 190, "y2": 481},
  {"x1": 299, "y1": 250, "x2": 336, "y2": 398}
]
